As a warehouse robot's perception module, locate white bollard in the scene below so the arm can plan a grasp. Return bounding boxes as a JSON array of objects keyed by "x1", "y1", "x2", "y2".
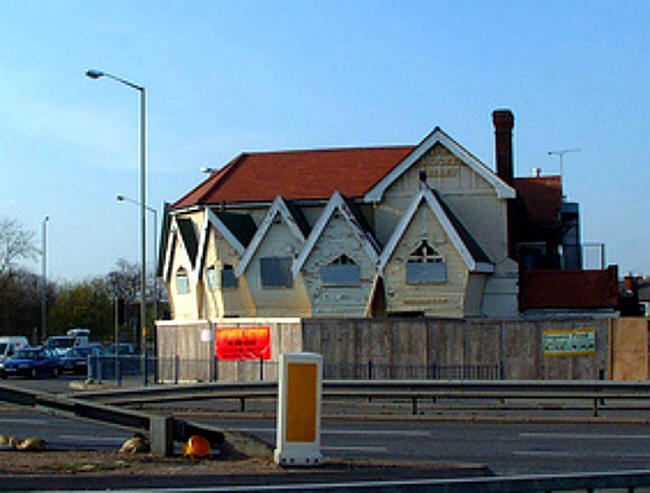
[{"x1": 274, "y1": 352, "x2": 323, "y2": 466}]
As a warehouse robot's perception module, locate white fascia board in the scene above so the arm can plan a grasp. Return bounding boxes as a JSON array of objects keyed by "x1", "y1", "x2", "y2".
[
  {"x1": 377, "y1": 190, "x2": 425, "y2": 273},
  {"x1": 172, "y1": 217, "x2": 199, "y2": 287},
  {"x1": 235, "y1": 196, "x2": 305, "y2": 278},
  {"x1": 378, "y1": 188, "x2": 492, "y2": 273},
  {"x1": 364, "y1": 128, "x2": 516, "y2": 202},
  {"x1": 195, "y1": 213, "x2": 211, "y2": 279},
  {"x1": 291, "y1": 192, "x2": 379, "y2": 277},
  {"x1": 205, "y1": 207, "x2": 246, "y2": 255},
  {"x1": 421, "y1": 189, "x2": 477, "y2": 271},
  {"x1": 163, "y1": 217, "x2": 198, "y2": 286},
  {"x1": 162, "y1": 222, "x2": 178, "y2": 283}
]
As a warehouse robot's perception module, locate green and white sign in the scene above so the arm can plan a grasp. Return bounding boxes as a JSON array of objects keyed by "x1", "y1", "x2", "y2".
[{"x1": 543, "y1": 329, "x2": 596, "y2": 357}]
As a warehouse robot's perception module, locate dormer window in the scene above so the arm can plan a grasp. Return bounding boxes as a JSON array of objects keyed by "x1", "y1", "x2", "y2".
[
  {"x1": 406, "y1": 240, "x2": 446, "y2": 283},
  {"x1": 321, "y1": 255, "x2": 360, "y2": 286},
  {"x1": 176, "y1": 268, "x2": 190, "y2": 294}
]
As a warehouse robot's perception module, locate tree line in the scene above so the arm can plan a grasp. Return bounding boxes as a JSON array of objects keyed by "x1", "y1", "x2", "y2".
[{"x1": 0, "y1": 217, "x2": 165, "y2": 344}]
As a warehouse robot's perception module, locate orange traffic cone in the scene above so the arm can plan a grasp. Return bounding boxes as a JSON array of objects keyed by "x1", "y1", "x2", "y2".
[{"x1": 181, "y1": 435, "x2": 211, "y2": 458}]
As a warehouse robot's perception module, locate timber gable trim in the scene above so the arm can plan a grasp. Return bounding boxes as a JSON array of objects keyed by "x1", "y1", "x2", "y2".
[
  {"x1": 292, "y1": 191, "x2": 380, "y2": 277},
  {"x1": 163, "y1": 217, "x2": 199, "y2": 287},
  {"x1": 235, "y1": 195, "x2": 307, "y2": 277},
  {"x1": 378, "y1": 187, "x2": 494, "y2": 274},
  {"x1": 364, "y1": 127, "x2": 516, "y2": 202}
]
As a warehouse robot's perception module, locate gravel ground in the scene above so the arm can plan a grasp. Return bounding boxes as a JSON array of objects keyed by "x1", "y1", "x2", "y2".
[{"x1": 0, "y1": 449, "x2": 280, "y2": 476}]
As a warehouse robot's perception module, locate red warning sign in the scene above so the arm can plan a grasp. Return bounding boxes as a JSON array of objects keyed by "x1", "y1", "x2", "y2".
[{"x1": 215, "y1": 326, "x2": 271, "y2": 360}]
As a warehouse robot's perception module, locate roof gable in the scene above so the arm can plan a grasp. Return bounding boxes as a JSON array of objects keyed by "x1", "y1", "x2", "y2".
[
  {"x1": 235, "y1": 196, "x2": 307, "y2": 277},
  {"x1": 378, "y1": 187, "x2": 494, "y2": 273},
  {"x1": 162, "y1": 218, "x2": 199, "y2": 285},
  {"x1": 292, "y1": 191, "x2": 380, "y2": 277},
  {"x1": 365, "y1": 128, "x2": 516, "y2": 202}
]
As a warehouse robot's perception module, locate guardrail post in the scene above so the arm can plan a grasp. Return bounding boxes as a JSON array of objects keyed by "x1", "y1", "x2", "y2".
[
  {"x1": 174, "y1": 355, "x2": 179, "y2": 385},
  {"x1": 412, "y1": 397, "x2": 418, "y2": 415},
  {"x1": 97, "y1": 357, "x2": 103, "y2": 384},
  {"x1": 240, "y1": 396, "x2": 246, "y2": 412},
  {"x1": 149, "y1": 415, "x2": 173, "y2": 457},
  {"x1": 368, "y1": 360, "x2": 373, "y2": 380},
  {"x1": 143, "y1": 353, "x2": 149, "y2": 387},
  {"x1": 117, "y1": 357, "x2": 123, "y2": 386},
  {"x1": 260, "y1": 357, "x2": 264, "y2": 381}
]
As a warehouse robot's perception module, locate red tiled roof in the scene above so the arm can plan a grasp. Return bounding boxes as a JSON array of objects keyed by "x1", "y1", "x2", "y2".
[
  {"x1": 513, "y1": 176, "x2": 563, "y2": 226},
  {"x1": 173, "y1": 146, "x2": 416, "y2": 209}
]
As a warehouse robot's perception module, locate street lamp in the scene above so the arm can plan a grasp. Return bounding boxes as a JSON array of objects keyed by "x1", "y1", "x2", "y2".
[
  {"x1": 117, "y1": 194, "x2": 158, "y2": 328},
  {"x1": 86, "y1": 69, "x2": 147, "y2": 357},
  {"x1": 41, "y1": 216, "x2": 49, "y2": 343}
]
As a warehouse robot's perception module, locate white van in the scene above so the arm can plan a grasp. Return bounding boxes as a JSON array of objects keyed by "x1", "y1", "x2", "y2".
[
  {"x1": 45, "y1": 329, "x2": 91, "y2": 356},
  {"x1": 0, "y1": 336, "x2": 29, "y2": 364}
]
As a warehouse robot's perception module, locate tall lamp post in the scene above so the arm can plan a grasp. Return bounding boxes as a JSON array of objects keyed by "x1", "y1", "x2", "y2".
[
  {"x1": 86, "y1": 69, "x2": 147, "y2": 356},
  {"x1": 41, "y1": 216, "x2": 49, "y2": 343},
  {"x1": 117, "y1": 194, "x2": 158, "y2": 334}
]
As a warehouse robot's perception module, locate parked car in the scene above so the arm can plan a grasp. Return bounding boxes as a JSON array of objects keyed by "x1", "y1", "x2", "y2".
[
  {"x1": 60, "y1": 344, "x2": 104, "y2": 375},
  {"x1": 0, "y1": 347, "x2": 62, "y2": 379},
  {"x1": 105, "y1": 343, "x2": 137, "y2": 356},
  {"x1": 0, "y1": 336, "x2": 29, "y2": 368}
]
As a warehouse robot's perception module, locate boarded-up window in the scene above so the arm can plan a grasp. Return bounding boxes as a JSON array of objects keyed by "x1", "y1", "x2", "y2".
[
  {"x1": 321, "y1": 255, "x2": 360, "y2": 286},
  {"x1": 206, "y1": 266, "x2": 218, "y2": 290},
  {"x1": 261, "y1": 257, "x2": 293, "y2": 288},
  {"x1": 406, "y1": 240, "x2": 446, "y2": 283},
  {"x1": 176, "y1": 268, "x2": 190, "y2": 294},
  {"x1": 222, "y1": 264, "x2": 237, "y2": 288}
]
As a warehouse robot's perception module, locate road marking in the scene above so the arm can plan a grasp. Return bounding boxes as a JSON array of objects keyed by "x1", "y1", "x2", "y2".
[
  {"x1": 514, "y1": 450, "x2": 650, "y2": 458},
  {"x1": 227, "y1": 427, "x2": 430, "y2": 437},
  {"x1": 0, "y1": 418, "x2": 48, "y2": 425},
  {"x1": 322, "y1": 446, "x2": 388, "y2": 453},
  {"x1": 521, "y1": 432, "x2": 650, "y2": 440}
]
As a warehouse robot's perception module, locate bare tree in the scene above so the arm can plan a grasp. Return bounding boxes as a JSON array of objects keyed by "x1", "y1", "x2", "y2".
[{"x1": 0, "y1": 218, "x2": 38, "y2": 275}]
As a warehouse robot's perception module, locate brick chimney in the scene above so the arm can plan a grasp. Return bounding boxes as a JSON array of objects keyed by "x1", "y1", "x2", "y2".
[{"x1": 492, "y1": 109, "x2": 514, "y2": 185}]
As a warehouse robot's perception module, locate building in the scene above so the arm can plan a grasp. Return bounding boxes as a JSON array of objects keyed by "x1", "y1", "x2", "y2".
[{"x1": 161, "y1": 110, "x2": 617, "y2": 321}]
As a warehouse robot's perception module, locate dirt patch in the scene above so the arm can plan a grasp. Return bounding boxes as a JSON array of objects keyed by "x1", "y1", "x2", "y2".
[{"x1": 0, "y1": 449, "x2": 280, "y2": 476}]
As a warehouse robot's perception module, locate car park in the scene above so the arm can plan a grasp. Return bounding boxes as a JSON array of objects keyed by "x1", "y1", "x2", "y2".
[
  {"x1": 60, "y1": 345, "x2": 104, "y2": 375},
  {"x1": 1, "y1": 347, "x2": 62, "y2": 379}
]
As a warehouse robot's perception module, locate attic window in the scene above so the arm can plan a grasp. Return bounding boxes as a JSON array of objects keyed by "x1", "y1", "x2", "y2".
[
  {"x1": 261, "y1": 256, "x2": 293, "y2": 288},
  {"x1": 272, "y1": 215, "x2": 282, "y2": 225},
  {"x1": 176, "y1": 268, "x2": 190, "y2": 294},
  {"x1": 406, "y1": 240, "x2": 446, "y2": 283},
  {"x1": 321, "y1": 255, "x2": 360, "y2": 286},
  {"x1": 221, "y1": 264, "x2": 237, "y2": 288}
]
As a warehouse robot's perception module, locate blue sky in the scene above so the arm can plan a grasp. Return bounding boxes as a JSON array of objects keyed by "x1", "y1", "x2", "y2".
[{"x1": 2, "y1": 1, "x2": 649, "y2": 281}]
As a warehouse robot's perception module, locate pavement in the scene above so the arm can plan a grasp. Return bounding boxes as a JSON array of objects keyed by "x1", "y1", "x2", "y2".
[{"x1": 0, "y1": 460, "x2": 494, "y2": 491}]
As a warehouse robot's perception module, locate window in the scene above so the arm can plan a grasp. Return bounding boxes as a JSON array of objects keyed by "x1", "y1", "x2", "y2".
[
  {"x1": 176, "y1": 268, "x2": 190, "y2": 294},
  {"x1": 221, "y1": 264, "x2": 237, "y2": 288},
  {"x1": 406, "y1": 240, "x2": 446, "y2": 283},
  {"x1": 260, "y1": 257, "x2": 293, "y2": 288},
  {"x1": 321, "y1": 255, "x2": 360, "y2": 286},
  {"x1": 206, "y1": 266, "x2": 218, "y2": 290}
]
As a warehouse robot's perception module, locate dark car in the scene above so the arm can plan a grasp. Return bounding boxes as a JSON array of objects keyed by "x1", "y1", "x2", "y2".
[
  {"x1": 1, "y1": 347, "x2": 62, "y2": 379},
  {"x1": 105, "y1": 343, "x2": 136, "y2": 355},
  {"x1": 60, "y1": 345, "x2": 104, "y2": 375}
]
